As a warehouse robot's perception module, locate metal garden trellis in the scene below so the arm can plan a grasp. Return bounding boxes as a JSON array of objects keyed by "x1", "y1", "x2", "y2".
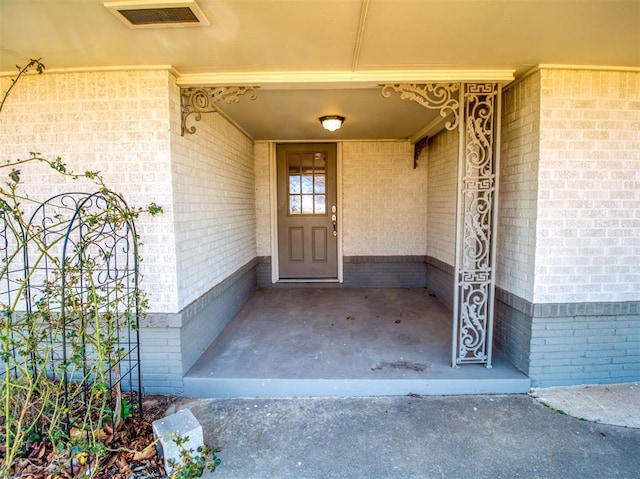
[{"x1": 1, "y1": 189, "x2": 143, "y2": 430}]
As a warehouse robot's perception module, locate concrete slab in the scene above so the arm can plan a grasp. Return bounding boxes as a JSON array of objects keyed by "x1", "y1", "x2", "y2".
[
  {"x1": 531, "y1": 383, "x2": 640, "y2": 429},
  {"x1": 166, "y1": 394, "x2": 640, "y2": 479},
  {"x1": 184, "y1": 288, "x2": 530, "y2": 397}
]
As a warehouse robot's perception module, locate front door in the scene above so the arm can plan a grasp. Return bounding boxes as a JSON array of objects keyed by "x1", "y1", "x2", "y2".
[{"x1": 277, "y1": 143, "x2": 338, "y2": 279}]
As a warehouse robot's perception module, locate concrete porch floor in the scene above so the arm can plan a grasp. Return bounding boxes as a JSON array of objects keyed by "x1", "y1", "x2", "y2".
[{"x1": 184, "y1": 288, "x2": 530, "y2": 397}]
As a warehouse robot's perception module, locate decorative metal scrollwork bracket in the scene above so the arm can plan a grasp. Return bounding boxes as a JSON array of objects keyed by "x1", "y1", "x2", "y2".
[
  {"x1": 180, "y1": 86, "x2": 258, "y2": 136},
  {"x1": 381, "y1": 83, "x2": 461, "y2": 130},
  {"x1": 413, "y1": 136, "x2": 428, "y2": 169}
]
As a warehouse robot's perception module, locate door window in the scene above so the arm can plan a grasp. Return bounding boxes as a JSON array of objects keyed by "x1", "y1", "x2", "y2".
[{"x1": 288, "y1": 152, "x2": 326, "y2": 215}]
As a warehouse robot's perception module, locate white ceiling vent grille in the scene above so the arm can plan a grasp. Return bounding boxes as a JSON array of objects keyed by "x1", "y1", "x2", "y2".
[{"x1": 104, "y1": 1, "x2": 210, "y2": 28}]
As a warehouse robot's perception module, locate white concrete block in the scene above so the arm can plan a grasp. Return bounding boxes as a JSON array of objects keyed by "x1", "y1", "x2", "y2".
[{"x1": 152, "y1": 408, "x2": 204, "y2": 476}]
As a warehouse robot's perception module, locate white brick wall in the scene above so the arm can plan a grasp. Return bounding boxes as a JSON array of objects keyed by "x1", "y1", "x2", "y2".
[
  {"x1": 254, "y1": 141, "x2": 271, "y2": 257},
  {"x1": 498, "y1": 71, "x2": 541, "y2": 302},
  {"x1": 342, "y1": 141, "x2": 427, "y2": 256},
  {"x1": 169, "y1": 79, "x2": 257, "y2": 310},
  {"x1": 426, "y1": 127, "x2": 458, "y2": 265},
  {"x1": 0, "y1": 70, "x2": 178, "y2": 312},
  {"x1": 536, "y1": 69, "x2": 640, "y2": 303}
]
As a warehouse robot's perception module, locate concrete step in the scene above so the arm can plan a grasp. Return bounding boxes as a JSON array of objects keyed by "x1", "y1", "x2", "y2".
[{"x1": 183, "y1": 375, "x2": 531, "y2": 398}]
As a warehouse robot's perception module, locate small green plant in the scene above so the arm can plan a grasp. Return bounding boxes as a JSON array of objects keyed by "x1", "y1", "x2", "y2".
[
  {"x1": 167, "y1": 434, "x2": 221, "y2": 479},
  {"x1": 119, "y1": 398, "x2": 134, "y2": 423}
]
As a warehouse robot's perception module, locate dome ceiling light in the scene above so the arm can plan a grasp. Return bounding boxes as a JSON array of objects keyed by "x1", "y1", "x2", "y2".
[{"x1": 319, "y1": 115, "x2": 345, "y2": 132}]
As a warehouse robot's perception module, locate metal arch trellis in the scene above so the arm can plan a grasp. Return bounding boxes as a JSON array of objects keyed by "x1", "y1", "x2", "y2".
[
  {"x1": 0, "y1": 190, "x2": 143, "y2": 427},
  {"x1": 381, "y1": 82, "x2": 501, "y2": 367}
]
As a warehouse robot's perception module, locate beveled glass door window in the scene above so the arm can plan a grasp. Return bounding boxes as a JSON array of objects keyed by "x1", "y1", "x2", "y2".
[{"x1": 288, "y1": 152, "x2": 326, "y2": 215}]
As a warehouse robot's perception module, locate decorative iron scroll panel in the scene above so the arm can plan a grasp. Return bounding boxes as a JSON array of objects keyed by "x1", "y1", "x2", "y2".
[
  {"x1": 180, "y1": 86, "x2": 258, "y2": 136},
  {"x1": 453, "y1": 83, "x2": 499, "y2": 366},
  {"x1": 380, "y1": 82, "x2": 500, "y2": 367}
]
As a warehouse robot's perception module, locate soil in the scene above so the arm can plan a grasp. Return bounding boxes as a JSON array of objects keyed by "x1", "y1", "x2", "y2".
[{"x1": 7, "y1": 394, "x2": 181, "y2": 479}]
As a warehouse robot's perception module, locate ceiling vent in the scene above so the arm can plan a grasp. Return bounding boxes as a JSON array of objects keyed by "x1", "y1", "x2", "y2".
[{"x1": 104, "y1": 0, "x2": 210, "y2": 28}]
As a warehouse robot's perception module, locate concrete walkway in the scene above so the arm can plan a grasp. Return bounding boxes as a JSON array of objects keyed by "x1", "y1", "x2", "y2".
[
  {"x1": 530, "y1": 382, "x2": 640, "y2": 428},
  {"x1": 166, "y1": 385, "x2": 640, "y2": 479}
]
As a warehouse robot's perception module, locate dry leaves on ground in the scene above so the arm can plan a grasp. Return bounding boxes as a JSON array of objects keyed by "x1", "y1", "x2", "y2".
[{"x1": 6, "y1": 394, "x2": 178, "y2": 479}]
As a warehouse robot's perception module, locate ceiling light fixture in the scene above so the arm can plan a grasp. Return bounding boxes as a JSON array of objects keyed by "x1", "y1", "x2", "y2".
[{"x1": 319, "y1": 115, "x2": 345, "y2": 132}]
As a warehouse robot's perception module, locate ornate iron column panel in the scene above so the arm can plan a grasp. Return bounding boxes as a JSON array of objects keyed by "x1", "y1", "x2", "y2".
[
  {"x1": 452, "y1": 83, "x2": 500, "y2": 367},
  {"x1": 380, "y1": 81, "x2": 501, "y2": 368},
  {"x1": 180, "y1": 86, "x2": 258, "y2": 136}
]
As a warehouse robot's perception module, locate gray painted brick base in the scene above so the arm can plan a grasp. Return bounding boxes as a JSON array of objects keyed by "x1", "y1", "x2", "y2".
[
  {"x1": 139, "y1": 327, "x2": 184, "y2": 394},
  {"x1": 414, "y1": 258, "x2": 639, "y2": 388},
  {"x1": 496, "y1": 289, "x2": 640, "y2": 387},
  {"x1": 343, "y1": 256, "x2": 427, "y2": 288},
  {"x1": 425, "y1": 256, "x2": 454, "y2": 309},
  {"x1": 140, "y1": 259, "x2": 257, "y2": 394},
  {"x1": 258, "y1": 256, "x2": 428, "y2": 288},
  {"x1": 494, "y1": 288, "x2": 533, "y2": 376},
  {"x1": 257, "y1": 256, "x2": 272, "y2": 288}
]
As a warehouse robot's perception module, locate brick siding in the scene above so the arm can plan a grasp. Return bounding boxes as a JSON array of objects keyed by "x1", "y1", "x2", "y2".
[
  {"x1": 499, "y1": 71, "x2": 541, "y2": 302},
  {"x1": 341, "y1": 141, "x2": 427, "y2": 256},
  {"x1": 254, "y1": 141, "x2": 272, "y2": 257},
  {"x1": 495, "y1": 290, "x2": 640, "y2": 387},
  {"x1": 0, "y1": 69, "x2": 178, "y2": 312},
  {"x1": 342, "y1": 256, "x2": 427, "y2": 287},
  {"x1": 497, "y1": 69, "x2": 640, "y2": 385},
  {"x1": 426, "y1": 128, "x2": 458, "y2": 266},
  {"x1": 169, "y1": 78, "x2": 257, "y2": 310},
  {"x1": 536, "y1": 69, "x2": 640, "y2": 303}
]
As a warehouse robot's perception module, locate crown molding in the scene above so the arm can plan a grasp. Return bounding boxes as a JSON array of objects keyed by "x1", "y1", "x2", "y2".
[
  {"x1": 537, "y1": 64, "x2": 640, "y2": 73},
  {"x1": 0, "y1": 64, "x2": 180, "y2": 78},
  {"x1": 505, "y1": 63, "x2": 640, "y2": 92},
  {"x1": 176, "y1": 69, "x2": 516, "y2": 89}
]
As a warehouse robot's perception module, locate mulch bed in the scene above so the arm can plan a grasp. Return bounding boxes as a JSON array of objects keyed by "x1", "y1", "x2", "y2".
[{"x1": 7, "y1": 395, "x2": 179, "y2": 479}]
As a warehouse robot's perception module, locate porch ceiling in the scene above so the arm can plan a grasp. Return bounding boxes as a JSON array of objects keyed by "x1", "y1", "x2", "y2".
[{"x1": 1, "y1": 1, "x2": 639, "y2": 141}]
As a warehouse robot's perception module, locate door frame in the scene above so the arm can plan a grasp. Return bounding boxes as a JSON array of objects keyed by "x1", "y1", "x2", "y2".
[{"x1": 269, "y1": 141, "x2": 343, "y2": 283}]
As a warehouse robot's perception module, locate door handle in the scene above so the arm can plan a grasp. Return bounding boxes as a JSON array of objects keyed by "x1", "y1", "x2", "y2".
[{"x1": 332, "y1": 212, "x2": 337, "y2": 237}]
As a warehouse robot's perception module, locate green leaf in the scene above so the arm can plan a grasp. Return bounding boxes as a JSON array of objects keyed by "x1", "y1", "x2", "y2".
[{"x1": 9, "y1": 169, "x2": 20, "y2": 183}]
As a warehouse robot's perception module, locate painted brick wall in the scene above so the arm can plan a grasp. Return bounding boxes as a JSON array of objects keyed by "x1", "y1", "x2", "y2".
[
  {"x1": 0, "y1": 69, "x2": 178, "y2": 313},
  {"x1": 138, "y1": 327, "x2": 184, "y2": 394},
  {"x1": 342, "y1": 141, "x2": 427, "y2": 256},
  {"x1": 498, "y1": 71, "x2": 541, "y2": 303},
  {"x1": 169, "y1": 79, "x2": 257, "y2": 310},
  {"x1": 528, "y1": 304, "x2": 640, "y2": 387},
  {"x1": 536, "y1": 69, "x2": 640, "y2": 303},
  {"x1": 426, "y1": 127, "x2": 458, "y2": 266},
  {"x1": 254, "y1": 141, "x2": 271, "y2": 257},
  {"x1": 496, "y1": 69, "x2": 640, "y2": 387}
]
